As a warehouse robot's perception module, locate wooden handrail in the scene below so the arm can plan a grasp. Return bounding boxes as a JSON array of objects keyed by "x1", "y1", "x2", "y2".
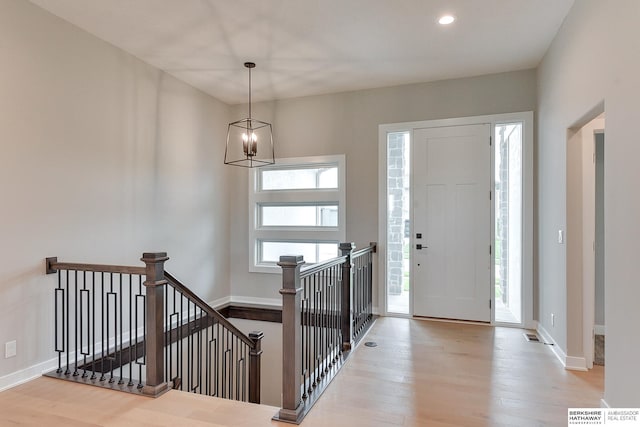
[
  {"x1": 299, "y1": 255, "x2": 347, "y2": 278},
  {"x1": 352, "y1": 242, "x2": 377, "y2": 258},
  {"x1": 298, "y1": 242, "x2": 376, "y2": 279},
  {"x1": 164, "y1": 272, "x2": 255, "y2": 348},
  {"x1": 46, "y1": 258, "x2": 145, "y2": 275}
]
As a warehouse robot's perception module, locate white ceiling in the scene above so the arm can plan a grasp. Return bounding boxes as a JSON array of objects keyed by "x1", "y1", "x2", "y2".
[{"x1": 30, "y1": 0, "x2": 574, "y2": 105}]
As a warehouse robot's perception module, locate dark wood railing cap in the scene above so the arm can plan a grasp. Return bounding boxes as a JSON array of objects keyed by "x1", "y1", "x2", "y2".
[
  {"x1": 279, "y1": 287, "x2": 303, "y2": 296},
  {"x1": 277, "y1": 255, "x2": 305, "y2": 267},
  {"x1": 249, "y1": 331, "x2": 264, "y2": 340},
  {"x1": 140, "y1": 252, "x2": 169, "y2": 263},
  {"x1": 339, "y1": 242, "x2": 356, "y2": 252}
]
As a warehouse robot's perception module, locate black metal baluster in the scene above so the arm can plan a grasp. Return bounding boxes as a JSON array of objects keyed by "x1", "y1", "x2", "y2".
[
  {"x1": 133, "y1": 274, "x2": 139, "y2": 386},
  {"x1": 235, "y1": 337, "x2": 240, "y2": 400},
  {"x1": 164, "y1": 283, "x2": 168, "y2": 387},
  {"x1": 312, "y1": 273, "x2": 318, "y2": 388},
  {"x1": 228, "y1": 329, "x2": 233, "y2": 399},
  {"x1": 228, "y1": 333, "x2": 231, "y2": 400},
  {"x1": 65, "y1": 270, "x2": 70, "y2": 375},
  {"x1": 301, "y1": 295, "x2": 307, "y2": 399},
  {"x1": 222, "y1": 330, "x2": 228, "y2": 399},
  {"x1": 73, "y1": 270, "x2": 78, "y2": 376},
  {"x1": 197, "y1": 310, "x2": 202, "y2": 394},
  {"x1": 54, "y1": 271, "x2": 63, "y2": 373},
  {"x1": 335, "y1": 264, "x2": 340, "y2": 357},
  {"x1": 108, "y1": 273, "x2": 115, "y2": 383},
  {"x1": 171, "y1": 287, "x2": 178, "y2": 388},
  {"x1": 215, "y1": 322, "x2": 220, "y2": 397},
  {"x1": 309, "y1": 276, "x2": 315, "y2": 389},
  {"x1": 307, "y1": 275, "x2": 311, "y2": 389},
  {"x1": 91, "y1": 272, "x2": 96, "y2": 380},
  {"x1": 81, "y1": 271, "x2": 89, "y2": 378},
  {"x1": 327, "y1": 267, "x2": 332, "y2": 366},
  {"x1": 368, "y1": 252, "x2": 373, "y2": 322},
  {"x1": 118, "y1": 273, "x2": 124, "y2": 384},
  {"x1": 99, "y1": 272, "x2": 105, "y2": 382},
  {"x1": 205, "y1": 318, "x2": 210, "y2": 396},
  {"x1": 187, "y1": 298, "x2": 192, "y2": 393},
  {"x1": 179, "y1": 292, "x2": 184, "y2": 390},
  {"x1": 128, "y1": 274, "x2": 134, "y2": 386},
  {"x1": 320, "y1": 270, "x2": 327, "y2": 378},
  {"x1": 136, "y1": 275, "x2": 144, "y2": 388},
  {"x1": 330, "y1": 265, "x2": 336, "y2": 364}
]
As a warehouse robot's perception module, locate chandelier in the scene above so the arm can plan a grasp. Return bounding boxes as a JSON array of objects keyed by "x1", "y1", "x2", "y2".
[{"x1": 224, "y1": 62, "x2": 275, "y2": 168}]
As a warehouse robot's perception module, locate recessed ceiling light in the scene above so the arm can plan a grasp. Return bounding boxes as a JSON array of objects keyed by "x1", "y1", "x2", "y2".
[{"x1": 438, "y1": 15, "x2": 455, "y2": 25}]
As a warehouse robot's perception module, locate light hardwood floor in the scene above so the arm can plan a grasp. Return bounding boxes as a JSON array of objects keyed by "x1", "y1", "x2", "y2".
[{"x1": 0, "y1": 317, "x2": 603, "y2": 426}]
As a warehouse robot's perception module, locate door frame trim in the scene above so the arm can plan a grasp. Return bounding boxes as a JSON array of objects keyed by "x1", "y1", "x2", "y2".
[{"x1": 378, "y1": 112, "x2": 535, "y2": 328}]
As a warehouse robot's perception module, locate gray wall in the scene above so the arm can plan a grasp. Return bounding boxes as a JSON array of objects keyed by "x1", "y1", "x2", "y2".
[
  {"x1": 229, "y1": 319, "x2": 282, "y2": 407},
  {"x1": 537, "y1": 0, "x2": 640, "y2": 406},
  {"x1": 0, "y1": 0, "x2": 231, "y2": 382},
  {"x1": 228, "y1": 70, "x2": 537, "y2": 309}
]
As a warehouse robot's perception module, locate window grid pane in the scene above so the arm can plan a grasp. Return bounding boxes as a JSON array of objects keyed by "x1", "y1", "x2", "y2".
[
  {"x1": 259, "y1": 241, "x2": 338, "y2": 264},
  {"x1": 260, "y1": 166, "x2": 338, "y2": 190},
  {"x1": 260, "y1": 204, "x2": 339, "y2": 227}
]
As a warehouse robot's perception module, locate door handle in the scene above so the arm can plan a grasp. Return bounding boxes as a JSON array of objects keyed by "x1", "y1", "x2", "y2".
[{"x1": 416, "y1": 244, "x2": 428, "y2": 250}]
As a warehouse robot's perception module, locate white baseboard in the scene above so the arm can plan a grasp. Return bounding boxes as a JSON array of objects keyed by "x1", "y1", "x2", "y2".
[
  {"x1": 0, "y1": 357, "x2": 58, "y2": 393},
  {"x1": 600, "y1": 398, "x2": 610, "y2": 408},
  {"x1": 209, "y1": 296, "x2": 281, "y2": 309},
  {"x1": 537, "y1": 323, "x2": 567, "y2": 367},
  {"x1": 231, "y1": 296, "x2": 282, "y2": 307},
  {"x1": 214, "y1": 296, "x2": 282, "y2": 308},
  {"x1": 594, "y1": 324, "x2": 606, "y2": 336},
  {"x1": 209, "y1": 295, "x2": 231, "y2": 309},
  {"x1": 537, "y1": 323, "x2": 588, "y2": 371},
  {"x1": 565, "y1": 356, "x2": 588, "y2": 371}
]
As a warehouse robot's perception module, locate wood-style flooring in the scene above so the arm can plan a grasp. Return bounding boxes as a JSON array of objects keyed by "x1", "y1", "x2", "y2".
[{"x1": 0, "y1": 317, "x2": 603, "y2": 426}]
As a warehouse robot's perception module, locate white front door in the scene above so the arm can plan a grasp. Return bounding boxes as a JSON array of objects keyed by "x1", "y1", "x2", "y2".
[{"x1": 412, "y1": 124, "x2": 491, "y2": 322}]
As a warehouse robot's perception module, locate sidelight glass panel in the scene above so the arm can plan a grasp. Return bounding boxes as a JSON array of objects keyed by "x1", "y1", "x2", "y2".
[
  {"x1": 494, "y1": 123, "x2": 523, "y2": 324},
  {"x1": 386, "y1": 131, "x2": 411, "y2": 314}
]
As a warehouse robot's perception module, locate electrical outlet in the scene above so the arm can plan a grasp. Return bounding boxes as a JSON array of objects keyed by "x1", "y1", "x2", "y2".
[
  {"x1": 5, "y1": 340, "x2": 16, "y2": 358},
  {"x1": 551, "y1": 313, "x2": 555, "y2": 327}
]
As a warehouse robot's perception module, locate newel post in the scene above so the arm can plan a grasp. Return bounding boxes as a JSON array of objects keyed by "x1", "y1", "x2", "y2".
[
  {"x1": 276, "y1": 255, "x2": 304, "y2": 423},
  {"x1": 340, "y1": 242, "x2": 355, "y2": 352},
  {"x1": 248, "y1": 331, "x2": 264, "y2": 404},
  {"x1": 141, "y1": 252, "x2": 169, "y2": 396}
]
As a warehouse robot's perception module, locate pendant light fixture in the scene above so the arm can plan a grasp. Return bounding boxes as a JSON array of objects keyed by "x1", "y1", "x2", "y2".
[{"x1": 224, "y1": 62, "x2": 275, "y2": 168}]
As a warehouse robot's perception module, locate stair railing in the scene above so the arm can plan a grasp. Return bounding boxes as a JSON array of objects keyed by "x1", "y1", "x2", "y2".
[
  {"x1": 45, "y1": 252, "x2": 262, "y2": 403},
  {"x1": 275, "y1": 242, "x2": 376, "y2": 424}
]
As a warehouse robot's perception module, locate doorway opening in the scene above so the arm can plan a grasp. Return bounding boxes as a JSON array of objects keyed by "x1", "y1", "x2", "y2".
[
  {"x1": 566, "y1": 110, "x2": 605, "y2": 370},
  {"x1": 494, "y1": 122, "x2": 523, "y2": 324},
  {"x1": 594, "y1": 130, "x2": 605, "y2": 366},
  {"x1": 379, "y1": 112, "x2": 533, "y2": 325}
]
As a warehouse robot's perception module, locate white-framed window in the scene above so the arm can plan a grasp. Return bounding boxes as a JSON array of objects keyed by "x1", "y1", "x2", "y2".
[{"x1": 249, "y1": 155, "x2": 346, "y2": 273}]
